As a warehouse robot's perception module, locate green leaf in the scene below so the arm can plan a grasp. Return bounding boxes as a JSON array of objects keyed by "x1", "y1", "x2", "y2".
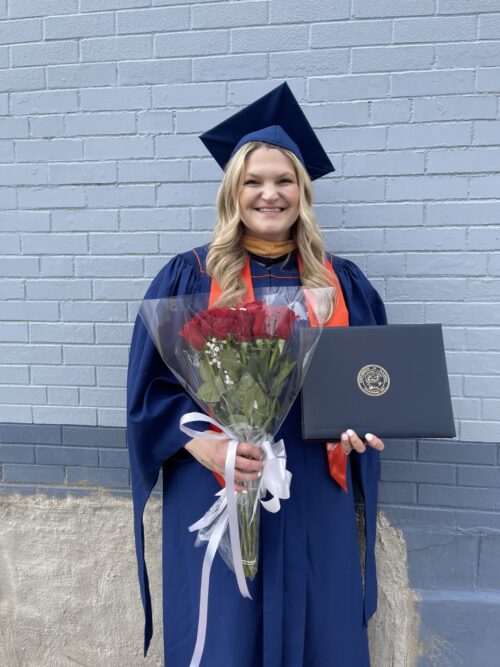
[
  {"x1": 220, "y1": 346, "x2": 240, "y2": 367},
  {"x1": 269, "y1": 358, "x2": 296, "y2": 396},
  {"x1": 228, "y1": 372, "x2": 251, "y2": 409},
  {"x1": 239, "y1": 371, "x2": 257, "y2": 391},
  {"x1": 219, "y1": 347, "x2": 241, "y2": 381},
  {"x1": 199, "y1": 359, "x2": 213, "y2": 382},
  {"x1": 242, "y1": 381, "x2": 267, "y2": 415},
  {"x1": 196, "y1": 381, "x2": 221, "y2": 404},
  {"x1": 196, "y1": 375, "x2": 227, "y2": 404},
  {"x1": 245, "y1": 357, "x2": 261, "y2": 379},
  {"x1": 214, "y1": 374, "x2": 226, "y2": 395},
  {"x1": 246, "y1": 348, "x2": 271, "y2": 386},
  {"x1": 227, "y1": 414, "x2": 247, "y2": 426}
]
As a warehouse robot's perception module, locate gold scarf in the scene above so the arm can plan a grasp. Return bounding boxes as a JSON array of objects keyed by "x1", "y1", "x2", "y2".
[{"x1": 240, "y1": 233, "x2": 296, "y2": 259}]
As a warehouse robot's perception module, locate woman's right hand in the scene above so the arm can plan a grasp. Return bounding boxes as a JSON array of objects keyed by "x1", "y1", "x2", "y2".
[{"x1": 184, "y1": 431, "x2": 264, "y2": 492}]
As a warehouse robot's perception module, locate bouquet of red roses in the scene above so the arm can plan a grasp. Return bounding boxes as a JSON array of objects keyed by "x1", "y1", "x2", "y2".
[
  {"x1": 178, "y1": 300, "x2": 299, "y2": 577},
  {"x1": 139, "y1": 285, "x2": 331, "y2": 666}
]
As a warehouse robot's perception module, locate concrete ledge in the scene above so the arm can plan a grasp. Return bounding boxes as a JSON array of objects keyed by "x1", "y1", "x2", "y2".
[{"x1": 0, "y1": 492, "x2": 164, "y2": 667}]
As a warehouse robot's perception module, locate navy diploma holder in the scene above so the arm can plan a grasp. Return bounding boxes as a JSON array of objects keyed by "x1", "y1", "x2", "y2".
[{"x1": 301, "y1": 324, "x2": 456, "y2": 441}]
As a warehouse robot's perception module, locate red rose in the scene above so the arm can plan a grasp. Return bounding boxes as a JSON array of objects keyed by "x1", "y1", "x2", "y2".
[
  {"x1": 250, "y1": 305, "x2": 298, "y2": 339},
  {"x1": 196, "y1": 313, "x2": 213, "y2": 339},
  {"x1": 232, "y1": 308, "x2": 253, "y2": 342},
  {"x1": 210, "y1": 307, "x2": 238, "y2": 340},
  {"x1": 244, "y1": 300, "x2": 266, "y2": 315},
  {"x1": 179, "y1": 318, "x2": 206, "y2": 350},
  {"x1": 251, "y1": 303, "x2": 271, "y2": 338},
  {"x1": 274, "y1": 307, "x2": 298, "y2": 339},
  {"x1": 196, "y1": 310, "x2": 216, "y2": 338}
]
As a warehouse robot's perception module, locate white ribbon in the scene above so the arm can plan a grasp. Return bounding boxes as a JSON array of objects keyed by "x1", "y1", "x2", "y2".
[
  {"x1": 252, "y1": 437, "x2": 291, "y2": 519},
  {"x1": 179, "y1": 411, "x2": 292, "y2": 667}
]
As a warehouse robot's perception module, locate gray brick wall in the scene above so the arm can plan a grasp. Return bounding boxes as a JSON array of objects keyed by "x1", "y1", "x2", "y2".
[
  {"x1": 1, "y1": 0, "x2": 500, "y2": 534},
  {"x1": 0, "y1": 422, "x2": 133, "y2": 496},
  {"x1": 0, "y1": 0, "x2": 499, "y2": 438}
]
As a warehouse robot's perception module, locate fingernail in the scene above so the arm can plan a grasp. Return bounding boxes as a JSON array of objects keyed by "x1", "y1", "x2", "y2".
[
  {"x1": 365, "y1": 433, "x2": 374, "y2": 441},
  {"x1": 341, "y1": 432, "x2": 348, "y2": 441},
  {"x1": 257, "y1": 471, "x2": 262, "y2": 478},
  {"x1": 346, "y1": 429, "x2": 354, "y2": 437},
  {"x1": 241, "y1": 490, "x2": 248, "y2": 495}
]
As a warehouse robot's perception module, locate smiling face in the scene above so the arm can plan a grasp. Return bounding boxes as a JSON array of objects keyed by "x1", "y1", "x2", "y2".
[{"x1": 238, "y1": 145, "x2": 300, "y2": 242}]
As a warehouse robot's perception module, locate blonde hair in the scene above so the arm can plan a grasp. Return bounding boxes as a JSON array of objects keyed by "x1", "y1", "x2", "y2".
[{"x1": 206, "y1": 141, "x2": 337, "y2": 321}]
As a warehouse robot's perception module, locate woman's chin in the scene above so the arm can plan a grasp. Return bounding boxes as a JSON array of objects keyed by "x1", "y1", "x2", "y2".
[{"x1": 243, "y1": 223, "x2": 294, "y2": 242}]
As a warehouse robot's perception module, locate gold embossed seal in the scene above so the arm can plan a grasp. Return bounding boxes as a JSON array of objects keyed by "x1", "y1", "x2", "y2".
[{"x1": 357, "y1": 364, "x2": 390, "y2": 397}]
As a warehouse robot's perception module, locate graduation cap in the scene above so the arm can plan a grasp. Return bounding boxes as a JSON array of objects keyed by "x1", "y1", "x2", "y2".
[{"x1": 199, "y1": 81, "x2": 335, "y2": 181}]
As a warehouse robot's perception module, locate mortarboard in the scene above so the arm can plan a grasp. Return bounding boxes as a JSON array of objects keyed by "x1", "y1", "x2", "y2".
[{"x1": 199, "y1": 81, "x2": 335, "y2": 181}]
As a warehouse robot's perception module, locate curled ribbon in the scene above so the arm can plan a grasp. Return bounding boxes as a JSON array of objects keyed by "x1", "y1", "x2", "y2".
[{"x1": 179, "y1": 411, "x2": 292, "y2": 667}]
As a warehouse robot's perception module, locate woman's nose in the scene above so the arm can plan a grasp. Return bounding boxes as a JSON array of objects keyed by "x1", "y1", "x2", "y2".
[{"x1": 261, "y1": 187, "x2": 279, "y2": 201}]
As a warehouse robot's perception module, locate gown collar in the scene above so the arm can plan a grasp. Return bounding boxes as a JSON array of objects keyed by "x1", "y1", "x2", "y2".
[{"x1": 247, "y1": 249, "x2": 299, "y2": 275}]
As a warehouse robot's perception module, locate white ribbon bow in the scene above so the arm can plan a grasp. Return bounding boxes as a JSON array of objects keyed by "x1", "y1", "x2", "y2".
[
  {"x1": 253, "y1": 437, "x2": 291, "y2": 518},
  {"x1": 179, "y1": 411, "x2": 292, "y2": 667}
]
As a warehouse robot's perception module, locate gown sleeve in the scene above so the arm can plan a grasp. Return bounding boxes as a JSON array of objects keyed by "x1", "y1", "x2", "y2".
[
  {"x1": 127, "y1": 252, "x2": 204, "y2": 656},
  {"x1": 331, "y1": 255, "x2": 388, "y2": 626}
]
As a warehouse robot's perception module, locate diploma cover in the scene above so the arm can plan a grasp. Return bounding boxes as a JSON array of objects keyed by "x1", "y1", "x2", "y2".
[{"x1": 301, "y1": 323, "x2": 456, "y2": 440}]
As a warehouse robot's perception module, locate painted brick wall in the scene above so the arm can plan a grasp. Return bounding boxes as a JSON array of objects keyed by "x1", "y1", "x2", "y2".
[{"x1": 1, "y1": 3, "x2": 500, "y2": 504}]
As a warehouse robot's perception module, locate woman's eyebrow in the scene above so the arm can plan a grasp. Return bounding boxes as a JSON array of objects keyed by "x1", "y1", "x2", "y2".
[{"x1": 245, "y1": 172, "x2": 295, "y2": 178}]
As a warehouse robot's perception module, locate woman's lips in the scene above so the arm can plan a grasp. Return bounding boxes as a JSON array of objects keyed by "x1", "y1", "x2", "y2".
[{"x1": 254, "y1": 207, "x2": 286, "y2": 216}]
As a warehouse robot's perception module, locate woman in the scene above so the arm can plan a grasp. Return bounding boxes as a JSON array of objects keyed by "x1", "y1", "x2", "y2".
[{"x1": 128, "y1": 83, "x2": 387, "y2": 667}]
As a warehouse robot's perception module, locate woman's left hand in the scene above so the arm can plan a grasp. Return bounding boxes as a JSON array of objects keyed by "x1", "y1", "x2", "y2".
[{"x1": 340, "y1": 429, "x2": 384, "y2": 454}]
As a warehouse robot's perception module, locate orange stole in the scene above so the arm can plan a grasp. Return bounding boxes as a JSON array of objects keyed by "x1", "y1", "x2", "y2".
[{"x1": 208, "y1": 253, "x2": 350, "y2": 493}]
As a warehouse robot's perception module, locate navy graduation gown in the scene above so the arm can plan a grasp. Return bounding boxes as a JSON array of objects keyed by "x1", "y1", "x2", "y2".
[{"x1": 127, "y1": 243, "x2": 388, "y2": 667}]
